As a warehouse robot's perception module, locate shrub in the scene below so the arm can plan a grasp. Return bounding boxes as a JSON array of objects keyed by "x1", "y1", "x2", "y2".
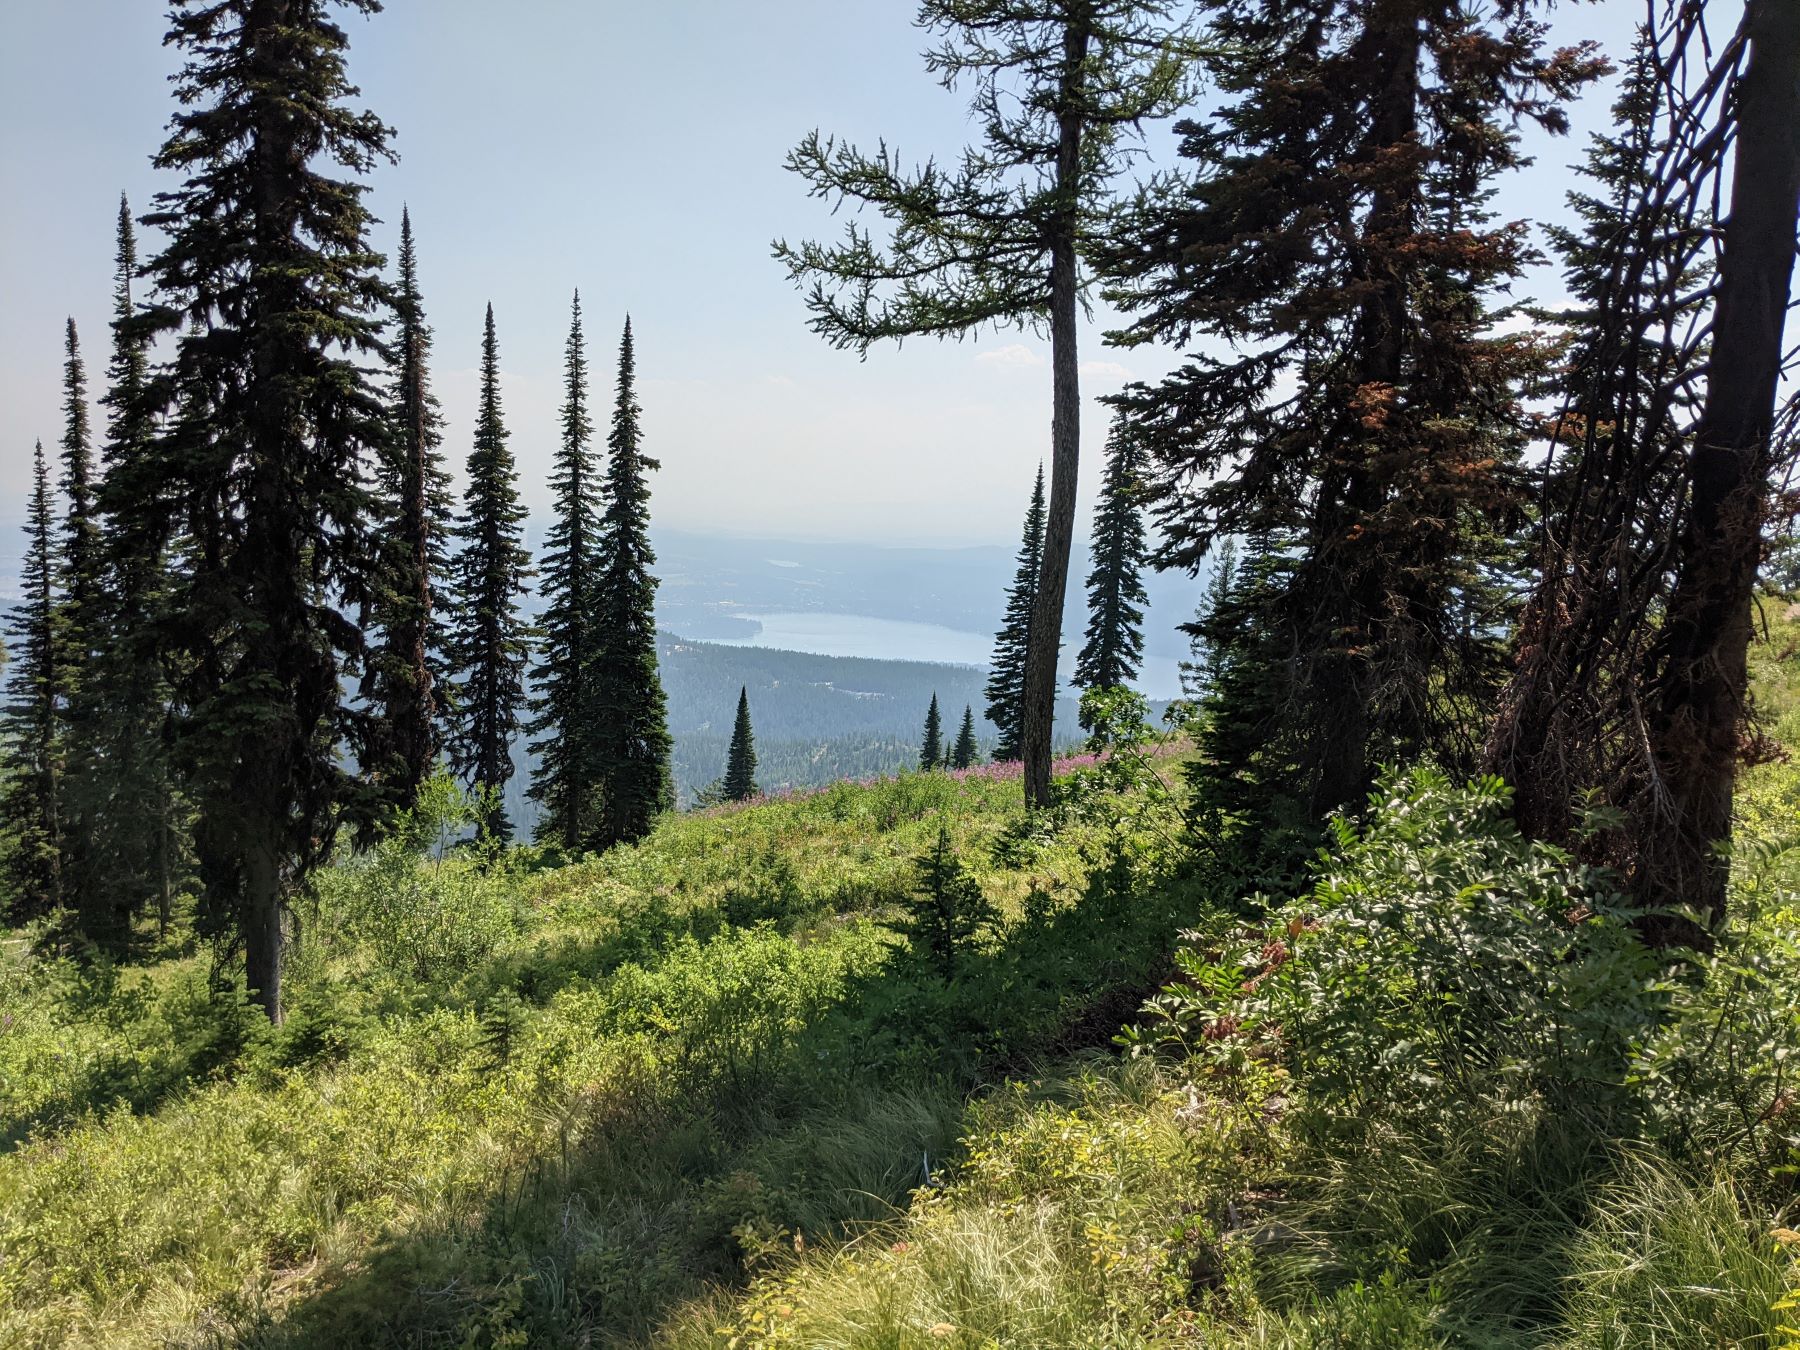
[
  {"x1": 1133, "y1": 768, "x2": 1667, "y2": 1123},
  {"x1": 309, "y1": 775, "x2": 525, "y2": 986}
]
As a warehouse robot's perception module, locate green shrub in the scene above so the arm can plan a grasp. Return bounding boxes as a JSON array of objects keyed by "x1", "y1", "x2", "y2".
[
  {"x1": 1134, "y1": 768, "x2": 1666, "y2": 1123},
  {"x1": 308, "y1": 774, "x2": 525, "y2": 986}
]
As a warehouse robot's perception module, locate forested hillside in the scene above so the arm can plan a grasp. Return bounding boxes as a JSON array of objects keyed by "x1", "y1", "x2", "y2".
[{"x1": 505, "y1": 636, "x2": 1093, "y2": 824}]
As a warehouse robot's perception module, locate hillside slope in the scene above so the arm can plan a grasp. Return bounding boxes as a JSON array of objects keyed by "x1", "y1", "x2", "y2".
[
  {"x1": 3, "y1": 615, "x2": 1796, "y2": 1348},
  {"x1": 0, "y1": 750, "x2": 1195, "y2": 1347}
]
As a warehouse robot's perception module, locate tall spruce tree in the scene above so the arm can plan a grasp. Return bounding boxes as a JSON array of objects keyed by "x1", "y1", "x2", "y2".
[
  {"x1": 951, "y1": 704, "x2": 979, "y2": 770},
  {"x1": 55, "y1": 318, "x2": 104, "y2": 937},
  {"x1": 133, "y1": 0, "x2": 396, "y2": 1020},
  {"x1": 985, "y1": 466, "x2": 1045, "y2": 761},
  {"x1": 1103, "y1": 0, "x2": 1602, "y2": 824},
  {"x1": 362, "y1": 206, "x2": 451, "y2": 820},
  {"x1": 920, "y1": 693, "x2": 943, "y2": 770},
  {"x1": 1179, "y1": 535, "x2": 1237, "y2": 700},
  {"x1": 445, "y1": 304, "x2": 533, "y2": 844},
  {"x1": 67, "y1": 196, "x2": 180, "y2": 944},
  {"x1": 528, "y1": 292, "x2": 601, "y2": 850},
  {"x1": 777, "y1": 0, "x2": 1200, "y2": 808},
  {"x1": 722, "y1": 686, "x2": 758, "y2": 802},
  {"x1": 0, "y1": 444, "x2": 65, "y2": 919},
  {"x1": 587, "y1": 318, "x2": 673, "y2": 848},
  {"x1": 1181, "y1": 532, "x2": 1317, "y2": 890},
  {"x1": 58, "y1": 320, "x2": 101, "y2": 686},
  {"x1": 1075, "y1": 417, "x2": 1148, "y2": 715}
]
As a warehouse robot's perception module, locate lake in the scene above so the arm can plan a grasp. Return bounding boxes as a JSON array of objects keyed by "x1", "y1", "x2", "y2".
[{"x1": 707, "y1": 611, "x2": 1188, "y2": 700}]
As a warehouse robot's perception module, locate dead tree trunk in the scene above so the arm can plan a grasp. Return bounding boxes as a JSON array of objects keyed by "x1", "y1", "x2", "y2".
[{"x1": 1640, "y1": 0, "x2": 1800, "y2": 934}]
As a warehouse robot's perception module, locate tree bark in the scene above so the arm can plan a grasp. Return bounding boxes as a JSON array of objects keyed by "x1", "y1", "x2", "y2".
[
  {"x1": 1021, "y1": 19, "x2": 1090, "y2": 810},
  {"x1": 1640, "y1": 0, "x2": 1800, "y2": 935},
  {"x1": 243, "y1": 835, "x2": 283, "y2": 1024},
  {"x1": 1307, "y1": 0, "x2": 1421, "y2": 820}
]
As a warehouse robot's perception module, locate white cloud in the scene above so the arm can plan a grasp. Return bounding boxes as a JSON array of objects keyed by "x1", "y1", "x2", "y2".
[
  {"x1": 974, "y1": 343, "x2": 1046, "y2": 370},
  {"x1": 1079, "y1": 360, "x2": 1134, "y2": 383}
]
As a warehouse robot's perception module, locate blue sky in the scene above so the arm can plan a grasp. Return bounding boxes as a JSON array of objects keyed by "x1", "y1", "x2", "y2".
[{"x1": 1, "y1": 0, "x2": 1644, "y2": 558}]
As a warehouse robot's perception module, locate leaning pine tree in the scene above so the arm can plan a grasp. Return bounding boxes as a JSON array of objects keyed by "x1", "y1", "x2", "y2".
[
  {"x1": 777, "y1": 0, "x2": 1199, "y2": 807},
  {"x1": 0, "y1": 444, "x2": 65, "y2": 920},
  {"x1": 361, "y1": 206, "x2": 453, "y2": 821},
  {"x1": 920, "y1": 693, "x2": 943, "y2": 770},
  {"x1": 528, "y1": 293, "x2": 601, "y2": 851},
  {"x1": 1488, "y1": 1, "x2": 1800, "y2": 937},
  {"x1": 586, "y1": 318, "x2": 673, "y2": 848},
  {"x1": 132, "y1": 0, "x2": 397, "y2": 1021},
  {"x1": 1075, "y1": 417, "x2": 1148, "y2": 721},
  {"x1": 445, "y1": 305, "x2": 534, "y2": 844},
  {"x1": 985, "y1": 466, "x2": 1046, "y2": 761},
  {"x1": 722, "y1": 686, "x2": 758, "y2": 803}
]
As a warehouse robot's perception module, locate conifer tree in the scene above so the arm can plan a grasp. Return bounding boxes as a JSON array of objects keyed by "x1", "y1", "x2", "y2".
[
  {"x1": 54, "y1": 319, "x2": 98, "y2": 923},
  {"x1": 528, "y1": 292, "x2": 601, "y2": 850},
  {"x1": 1179, "y1": 535, "x2": 1237, "y2": 700},
  {"x1": 919, "y1": 693, "x2": 943, "y2": 770},
  {"x1": 587, "y1": 318, "x2": 674, "y2": 847},
  {"x1": 985, "y1": 466, "x2": 1045, "y2": 761},
  {"x1": 58, "y1": 320, "x2": 101, "y2": 684},
  {"x1": 778, "y1": 0, "x2": 1200, "y2": 808},
  {"x1": 445, "y1": 304, "x2": 533, "y2": 844},
  {"x1": 896, "y1": 825, "x2": 998, "y2": 980},
  {"x1": 362, "y1": 207, "x2": 452, "y2": 820},
  {"x1": 951, "y1": 704, "x2": 979, "y2": 770},
  {"x1": 1486, "y1": 2, "x2": 1800, "y2": 934},
  {"x1": 1181, "y1": 533, "x2": 1316, "y2": 890},
  {"x1": 132, "y1": 0, "x2": 397, "y2": 1020},
  {"x1": 67, "y1": 196, "x2": 179, "y2": 944},
  {"x1": 1104, "y1": 0, "x2": 1601, "y2": 822},
  {"x1": 722, "y1": 686, "x2": 758, "y2": 802},
  {"x1": 1075, "y1": 417, "x2": 1147, "y2": 718},
  {"x1": 0, "y1": 444, "x2": 65, "y2": 919}
]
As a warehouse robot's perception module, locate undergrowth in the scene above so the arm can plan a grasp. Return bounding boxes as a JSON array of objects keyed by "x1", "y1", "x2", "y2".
[{"x1": 2, "y1": 626, "x2": 1799, "y2": 1348}]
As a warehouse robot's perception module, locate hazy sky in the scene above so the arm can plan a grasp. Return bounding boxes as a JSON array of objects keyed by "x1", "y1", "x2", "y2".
[{"x1": 2, "y1": 0, "x2": 1644, "y2": 554}]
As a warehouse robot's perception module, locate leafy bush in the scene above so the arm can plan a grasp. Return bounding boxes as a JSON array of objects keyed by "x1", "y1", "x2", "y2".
[
  {"x1": 1133, "y1": 768, "x2": 1667, "y2": 1122},
  {"x1": 308, "y1": 775, "x2": 525, "y2": 986}
]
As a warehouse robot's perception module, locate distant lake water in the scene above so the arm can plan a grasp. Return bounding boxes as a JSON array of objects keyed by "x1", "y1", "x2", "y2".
[{"x1": 708, "y1": 611, "x2": 1187, "y2": 700}]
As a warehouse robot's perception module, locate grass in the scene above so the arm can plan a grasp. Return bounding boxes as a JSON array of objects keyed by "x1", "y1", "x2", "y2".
[
  {"x1": 0, "y1": 757, "x2": 1200, "y2": 1346},
  {"x1": 1, "y1": 615, "x2": 1798, "y2": 1348}
]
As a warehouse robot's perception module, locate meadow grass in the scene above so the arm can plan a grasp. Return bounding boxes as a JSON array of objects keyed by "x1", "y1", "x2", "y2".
[
  {"x1": 0, "y1": 760, "x2": 1198, "y2": 1346},
  {"x1": 2, "y1": 617, "x2": 1798, "y2": 1348}
]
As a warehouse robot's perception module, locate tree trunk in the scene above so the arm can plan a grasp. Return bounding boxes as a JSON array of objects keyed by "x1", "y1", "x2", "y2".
[
  {"x1": 243, "y1": 834, "x2": 283, "y2": 1024},
  {"x1": 1640, "y1": 0, "x2": 1800, "y2": 935},
  {"x1": 1307, "y1": 0, "x2": 1421, "y2": 821},
  {"x1": 1021, "y1": 20, "x2": 1090, "y2": 810}
]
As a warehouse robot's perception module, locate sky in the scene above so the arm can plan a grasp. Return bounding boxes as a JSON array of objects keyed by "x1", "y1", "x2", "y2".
[{"x1": 0, "y1": 0, "x2": 1647, "y2": 558}]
